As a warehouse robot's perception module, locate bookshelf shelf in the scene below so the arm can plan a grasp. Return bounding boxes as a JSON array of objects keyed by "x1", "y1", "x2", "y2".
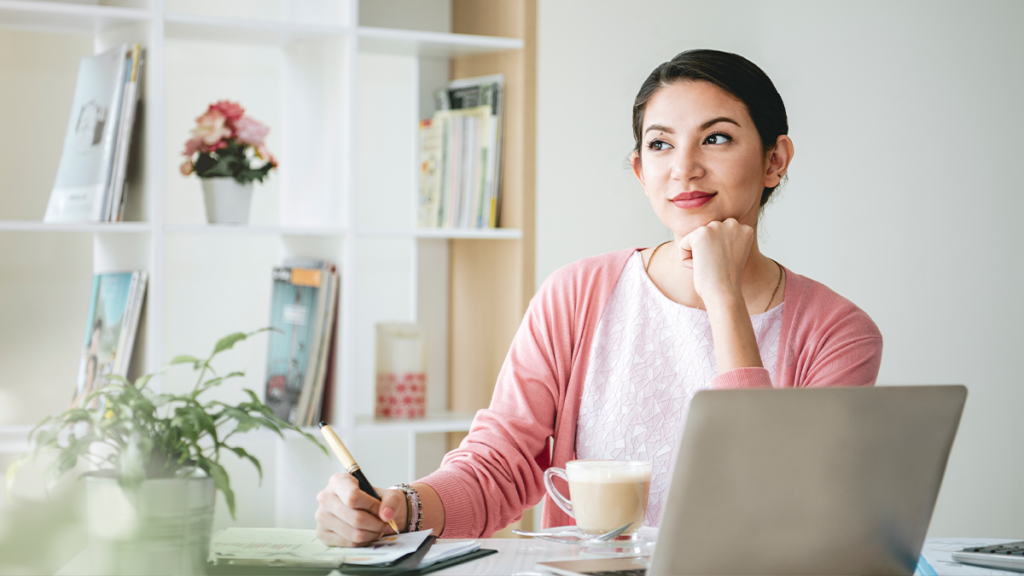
[
  {"x1": 163, "y1": 13, "x2": 349, "y2": 46},
  {"x1": 351, "y1": 412, "x2": 476, "y2": 434},
  {"x1": 358, "y1": 27, "x2": 523, "y2": 57},
  {"x1": 358, "y1": 227, "x2": 523, "y2": 240},
  {"x1": 163, "y1": 224, "x2": 349, "y2": 237},
  {"x1": 0, "y1": 0, "x2": 151, "y2": 35},
  {"x1": 0, "y1": 221, "x2": 153, "y2": 233}
]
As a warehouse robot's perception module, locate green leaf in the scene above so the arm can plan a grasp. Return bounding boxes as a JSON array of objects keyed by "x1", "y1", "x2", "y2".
[
  {"x1": 241, "y1": 389, "x2": 261, "y2": 405},
  {"x1": 201, "y1": 457, "x2": 235, "y2": 520},
  {"x1": 105, "y1": 374, "x2": 131, "y2": 387},
  {"x1": 227, "y1": 446, "x2": 262, "y2": 484},
  {"x1": 61, "y1": 409, "x2": 92, "y2": 426},
  {"x1": 213, "y1": 332, "x2": 248, "y2": 354},
  {"x1": 135, "y1": 373, "x2": 155, "y2": 390},
  {"x1": 169, "y1": 355, "x2": 202, "y2": 368}
]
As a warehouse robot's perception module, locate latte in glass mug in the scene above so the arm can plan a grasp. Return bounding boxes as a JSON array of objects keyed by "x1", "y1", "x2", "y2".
[{"x1": 543, "y1": 460, "x2": 651, "y2": 534}]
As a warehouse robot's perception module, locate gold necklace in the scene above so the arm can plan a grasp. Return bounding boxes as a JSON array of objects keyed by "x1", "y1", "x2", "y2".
[
  {"x1": 646, "y1": 242, "x2": 784, "y2": 313},
  {"x1": 764, "y1": 260, "x2": 784, "y2": 313}
]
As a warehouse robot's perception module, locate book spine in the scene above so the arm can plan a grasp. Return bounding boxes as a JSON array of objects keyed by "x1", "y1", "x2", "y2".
[
  {"x1": 110, "y1": 271, "x2": 138, "y2": 377},
  {"x1": 92, "y1": 44, "x2": 130, "y2": 223},
  {"x1": 118, "y1": 271, "x2": 147, "y2": 378},
  {"x1": 108, "y1": 44, "x2": 142, "y2": 222},
  {"x1": 306, "y1": 267, "x2": 338, "y2": 426},
  {"x1": 293, "y1": 267, "x2": 327, "y2": 426}
]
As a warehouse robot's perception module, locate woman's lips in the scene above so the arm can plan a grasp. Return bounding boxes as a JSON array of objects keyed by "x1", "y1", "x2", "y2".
[{"x1": 671, "y1": 191, "x2": 715, "y2": 209}]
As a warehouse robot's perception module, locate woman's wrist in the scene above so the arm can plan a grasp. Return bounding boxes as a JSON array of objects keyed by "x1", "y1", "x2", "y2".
[
  {"x1": 389, "y1": 483, "x2": 421, "y2": 533},
  {"x1": 700, "y1": 287, "x2": 746, "y2": 314}
]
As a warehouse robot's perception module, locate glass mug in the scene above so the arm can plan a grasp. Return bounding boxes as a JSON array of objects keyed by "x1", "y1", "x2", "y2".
[{"x1": 543, "y1": 459, "x2": 652, "y2": 535}]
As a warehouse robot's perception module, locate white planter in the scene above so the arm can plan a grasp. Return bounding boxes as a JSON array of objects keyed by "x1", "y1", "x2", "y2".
[
  {"x1": 201, "y1": 177, "x2": 253, "y2": 224},
  {"x1": 85, "y1": 473, "x2": 215, "y2": 576}
]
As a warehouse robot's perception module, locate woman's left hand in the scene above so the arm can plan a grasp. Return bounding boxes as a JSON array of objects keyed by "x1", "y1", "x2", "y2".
[{"x1": 677, "y1": 218, "x2": 755, "y2": 306}]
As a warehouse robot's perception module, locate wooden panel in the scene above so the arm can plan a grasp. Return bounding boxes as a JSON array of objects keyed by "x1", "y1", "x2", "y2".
[{"x1": 447, "y1": 0, "x2": 537, "y2": 537}]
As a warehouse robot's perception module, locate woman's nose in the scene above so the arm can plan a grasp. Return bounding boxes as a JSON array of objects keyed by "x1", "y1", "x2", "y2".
[{"x1": 671, "y1": 144, "x2": 704, "y2": 181}]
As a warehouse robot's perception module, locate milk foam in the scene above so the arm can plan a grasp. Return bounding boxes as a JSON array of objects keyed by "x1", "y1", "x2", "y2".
[{"x1": 567, "y1": 461, "x2": 651, "y2": 483}]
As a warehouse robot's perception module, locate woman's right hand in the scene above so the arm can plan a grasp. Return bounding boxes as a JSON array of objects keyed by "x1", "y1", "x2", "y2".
[{"x1": 315, "y1": 473, "x2": 408, "y2": 547}]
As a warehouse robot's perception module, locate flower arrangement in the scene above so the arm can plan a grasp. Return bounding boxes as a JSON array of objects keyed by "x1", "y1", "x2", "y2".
[
  {"x1": 179, "y1": 101, "x2": 278, "y2": 185},
  {"x1": 5, "y1": 328, "x2": 324, "y2": 519}
]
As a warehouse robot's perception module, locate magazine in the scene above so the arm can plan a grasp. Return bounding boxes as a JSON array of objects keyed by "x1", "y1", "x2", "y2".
[
  {"x1": 70, "y1": 271, "x2": 147, "y2": 408},
  {"x1": 265, "y1": 265, "x2": 336, "y2": 425},
  {"x1": 45, "y1": 44, "x2": 143, "y2": 223}
]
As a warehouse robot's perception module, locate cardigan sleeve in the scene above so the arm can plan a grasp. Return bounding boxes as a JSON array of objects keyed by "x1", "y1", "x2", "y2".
[
  {"x1": 711, "y1": 282, "x2": 883, "y2": 390},
  {"x1": 416, "y1": 267, "x2": 577, "y2": 538}
]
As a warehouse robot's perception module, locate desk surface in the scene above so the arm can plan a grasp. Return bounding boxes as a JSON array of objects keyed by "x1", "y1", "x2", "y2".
[
  {"x1": 57, "y1": 537, "x2": 1016, "y2": 576},
  {"x1": 56, "y1": 538, "x2": 586, "y2": 576}
]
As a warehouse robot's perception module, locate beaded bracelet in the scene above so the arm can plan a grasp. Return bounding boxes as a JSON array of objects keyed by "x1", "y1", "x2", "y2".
[{"x1": 389, "y1": 483, "x2": 422, "y2": 533}]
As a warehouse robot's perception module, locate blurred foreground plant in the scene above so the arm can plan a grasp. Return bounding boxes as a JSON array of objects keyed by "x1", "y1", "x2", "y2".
[{"x1": 6, "y1": 328, "x2": 325, "y2": 518}]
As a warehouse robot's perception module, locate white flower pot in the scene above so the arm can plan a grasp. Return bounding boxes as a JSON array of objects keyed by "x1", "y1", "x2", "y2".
[
  {"x1": 201, "y1": 177, "x2": 253, "y2": 224},
  {"x1": 85, "y1": 473, "x2": 215, "y2": 575}
]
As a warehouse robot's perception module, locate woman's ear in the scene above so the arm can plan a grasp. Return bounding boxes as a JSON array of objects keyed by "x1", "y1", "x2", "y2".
[
  {"x1": 763, "y1": 135, "x2": 794, "y2": 187},
  {"x1": 631, "y1": 151, "x2": 646, "y2": 186}
]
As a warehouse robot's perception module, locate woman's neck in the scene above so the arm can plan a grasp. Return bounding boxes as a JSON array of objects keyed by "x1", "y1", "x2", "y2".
[{"x1": 643, "y1": 238, "x2": 780, "y2": 315}]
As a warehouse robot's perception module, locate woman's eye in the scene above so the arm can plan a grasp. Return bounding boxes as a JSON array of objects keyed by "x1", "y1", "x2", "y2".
[
  {"x1": 647, "y1": 139, "x2": 671, "y2": 151},
  {"x1": 704, "y1": 133, "x2": 732, "y2": 145}
]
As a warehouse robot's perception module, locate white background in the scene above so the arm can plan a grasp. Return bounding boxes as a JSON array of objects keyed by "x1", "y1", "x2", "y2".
[{"x1": 536, "y1": 0, "x2": 1024, "y2": 537}]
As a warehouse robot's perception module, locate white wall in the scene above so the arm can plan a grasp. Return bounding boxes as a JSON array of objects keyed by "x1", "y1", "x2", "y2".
[{"x1": 537, "y1": 0, "x2": 1024, "y2": 538}]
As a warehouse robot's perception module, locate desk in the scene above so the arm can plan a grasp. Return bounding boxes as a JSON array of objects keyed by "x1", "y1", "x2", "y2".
[
  {"x1": 57, "y1": 537, "x2": 1016, "y2": 576},
  {"x1": 55, "y1": 538, "x2": 585, "y2": 576}
]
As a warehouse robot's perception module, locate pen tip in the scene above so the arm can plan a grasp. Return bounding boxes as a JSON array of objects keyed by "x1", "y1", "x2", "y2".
[{"x1": 318, "y1": 421, "x2": 327, "y2": 428}]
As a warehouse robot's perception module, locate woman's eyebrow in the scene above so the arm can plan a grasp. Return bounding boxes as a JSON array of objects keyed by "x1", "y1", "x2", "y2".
[
  {"x1": 700, "y1": 117, "x2": 741, "y2": 130},
  {"x1": 644, "y1": 117, "x2": 741, "y2": 136},
  {"x1": 644, "y1": 124, "x2": 674, "y2": 135}
]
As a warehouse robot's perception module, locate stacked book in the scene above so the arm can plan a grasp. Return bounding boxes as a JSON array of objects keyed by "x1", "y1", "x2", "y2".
[
  {"x1": 264, "y1": 259, "x2": 339, "y2": 427},
  {"x1": 44, "y1": 44, "x2": 144, "y2": 223},
  {"x1": 417, "y1": 74, "x2": 505, "y2": 229},
  {"x1": 70, "y1": 271, "x2": 147, "y2": 409}
]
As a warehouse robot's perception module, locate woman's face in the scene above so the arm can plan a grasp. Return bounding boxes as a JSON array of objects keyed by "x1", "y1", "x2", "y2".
[{"x1": 632, "y1": 80, "x2": 777, "y2": 237}]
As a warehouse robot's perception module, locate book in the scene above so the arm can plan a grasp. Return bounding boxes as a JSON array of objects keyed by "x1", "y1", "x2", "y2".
[
  {"x1": 282, "y1": 257, "x2": 339, "y2": 427},
  {"x1": 111, "y1": 271, "x2": 147, "y2": 379},
  {"x1": 416, "y1": 119, "x2": 442, "y2": 228},
  {"x1": 106, "y1": 44, "x2": 145, "y2": 222},
  {"x1": 419, "y1": 74, "x2": 504, "y2": 229},
  {"x1": 45, "y1": 45, "x2": 131, "y2": 223},
  {"x1": 264, "y1": 266, "x2": 323, "y2": 424},
  {"x1": 304, "y1": 266, "x2": 338, "y2": 426},
  {"x1": 70, "y1": 271, "x2": 147, "y2": 408}
]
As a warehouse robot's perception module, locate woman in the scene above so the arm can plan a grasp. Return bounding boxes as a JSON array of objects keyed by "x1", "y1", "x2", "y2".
[{"x1": 315, "y1": 49, "x2": 882, "y2": 544}]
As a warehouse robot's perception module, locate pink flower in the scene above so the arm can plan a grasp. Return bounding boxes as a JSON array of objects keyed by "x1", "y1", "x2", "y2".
[
  {"x1": 208, "y1": 100, "x2": 245, "y2": 123},
  {"x1": 179, "y1": 160, "x2": 193, "y2": 176},
  {"x1": 191, "y1": 110, "x2": 232, "y2": 148},
  {"x1": 256, "y1": 144, "x2": 278, "y2": 167},
  {"x1": 234, "y1": 116, "x2": 269, "y2": 147},
  {"x1": 182, "y1": 136, "x2": 203, "y2": 157}
]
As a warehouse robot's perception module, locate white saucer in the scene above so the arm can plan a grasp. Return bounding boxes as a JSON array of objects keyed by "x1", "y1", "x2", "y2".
[{"x1": 527, "y1": 526, "x2": 658, "y2": 556}]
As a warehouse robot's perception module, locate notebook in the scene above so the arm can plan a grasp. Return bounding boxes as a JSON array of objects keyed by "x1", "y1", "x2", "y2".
[{"x1": 209, "y1": 528, "x2": 493, "y2": 576}]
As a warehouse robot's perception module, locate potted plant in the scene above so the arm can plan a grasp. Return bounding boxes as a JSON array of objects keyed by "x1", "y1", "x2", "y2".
[
  {"x1": 179, "y1": 101, "x2": 277, "y2": 225},
  {"x1": 6, "y1": 329, "x2": 324, "y2": 575}
]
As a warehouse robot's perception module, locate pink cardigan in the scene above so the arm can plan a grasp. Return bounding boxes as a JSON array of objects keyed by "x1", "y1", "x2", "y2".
[{"x1": 419, "y1": 248, "x2": 883, "y2": 537}]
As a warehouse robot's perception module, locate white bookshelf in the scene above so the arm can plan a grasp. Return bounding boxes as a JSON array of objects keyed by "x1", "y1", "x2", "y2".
[{"x1": 0, "y1": 0, "x2": 522, "y2": 528}]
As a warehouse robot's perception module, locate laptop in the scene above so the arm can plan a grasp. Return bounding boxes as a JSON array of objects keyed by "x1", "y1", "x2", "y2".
[{"x1": 537, "y1": 385, "x2": 967, "y2": 576}]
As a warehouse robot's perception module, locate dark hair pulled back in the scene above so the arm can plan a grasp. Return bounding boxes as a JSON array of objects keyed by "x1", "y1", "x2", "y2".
[{"x1": 632, "y1": 49, "x2": 789, "y2": 207}]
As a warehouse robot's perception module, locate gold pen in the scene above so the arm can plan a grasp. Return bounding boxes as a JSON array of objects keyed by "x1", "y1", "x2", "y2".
[{"x1": 319, "y1": 421, "x2": 402, "y2": 534}]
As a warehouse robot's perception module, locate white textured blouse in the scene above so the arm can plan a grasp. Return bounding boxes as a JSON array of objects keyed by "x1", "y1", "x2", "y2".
[{"x1": 575, "y1": 251, "x2": 784, "y2": 526}]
